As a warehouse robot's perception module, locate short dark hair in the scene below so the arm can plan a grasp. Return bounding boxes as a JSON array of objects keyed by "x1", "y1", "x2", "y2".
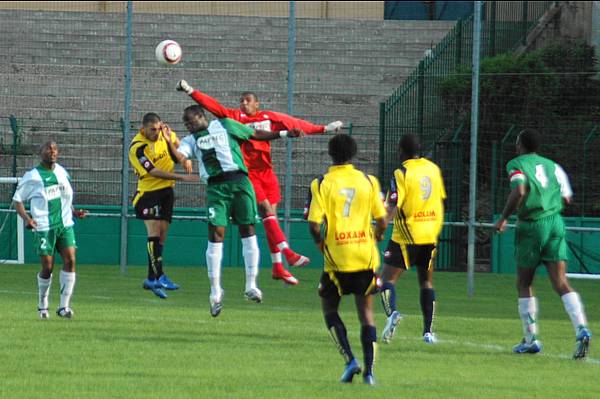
[
  {"x1": 399, "y1": 134, "x2": 420, "y2": 158},
  {"x1": 39, "y1": 140, "x2": 57, "y2": 154},
  {"x1": 183, "y1": 105, "x2": 206, "y2": 117},
  {"x1": 517, "y1": 129, "x2": 540, "y2": 152},
  {"x1": 142, "y1": 112, "x2": 161, "y2": 125},
  {"x1": 241, "y1": 91, "x2": 259, "y2": 102},
  {"x1": 328, "y1": 134, "x2": 357, "y2": 164}
]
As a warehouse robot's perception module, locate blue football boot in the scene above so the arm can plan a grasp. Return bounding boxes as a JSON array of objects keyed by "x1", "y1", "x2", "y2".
[
  {"x1": 340, "y1": 358, "x2": 361, "y2": 383},
  {"x1": 363, "y1": 373, "x2": 376, "y2": 386},
  {"x1": 158, "y1": 274, "x2": 180, "y2": 290},
  {"x1": 573, "y1": 326, "x2": 592, "y2": 360},
  {"x1": 513, "y1": 337, "x2": 542, "y2": 354},
  {"x1": 143, "y1": 279, "x2": 167, "y2": 299}
]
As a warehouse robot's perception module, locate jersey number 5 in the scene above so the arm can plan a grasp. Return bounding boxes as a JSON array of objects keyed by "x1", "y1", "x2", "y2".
[{"x1": 339, "y1": 188, "x2": 356, "y2": 217}]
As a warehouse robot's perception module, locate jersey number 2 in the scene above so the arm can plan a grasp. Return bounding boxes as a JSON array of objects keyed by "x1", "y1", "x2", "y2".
[{"x1": 339, "y1": 188, "x2": 356, "y2": 217}]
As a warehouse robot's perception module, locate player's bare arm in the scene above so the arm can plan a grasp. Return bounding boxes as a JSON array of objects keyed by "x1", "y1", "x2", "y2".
[
  {"x1": 495, "y1": 184, "x2": 527, "y2": 232},
  {"x1": 374, "y1": 216, "x2": 388, "y2": 242},
  {"x1": 308, "y1": 221, "x2": 325, "y2": 253},
  {"x1": 13, "y1": 201, "x2": 37, "y2": 230},
  {"x1": 161, "y1": 125, "x2": 192, "y2": 172},
  {"x1": 149, "y1": 167, "x2": 198, "y2": 183}
]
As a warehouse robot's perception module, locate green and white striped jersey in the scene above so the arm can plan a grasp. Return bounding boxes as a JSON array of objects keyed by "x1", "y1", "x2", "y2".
[
  {"x1": 12, "y1": 163, "x2": 74, "y2": 232},
  {"x1": 178, "y1": 118, "x2": 255, "y2": 183}
]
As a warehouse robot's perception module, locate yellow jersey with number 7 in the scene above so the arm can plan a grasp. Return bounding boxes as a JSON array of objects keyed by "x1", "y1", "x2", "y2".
[{"x1": 307, "y1": 164, "x2": 387, "y2": 273}]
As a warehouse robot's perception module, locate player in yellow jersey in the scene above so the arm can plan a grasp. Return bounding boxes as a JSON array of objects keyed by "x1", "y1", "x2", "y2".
[
  {"x1": 129, "y1": 113, "x2": 197, "y2": 298},
  {"x1": 379, "y1": 134, "x2": 446, "y2": 345},
  {"x1": 306, "y1": 134, "x2": 387, "y2": 385}
]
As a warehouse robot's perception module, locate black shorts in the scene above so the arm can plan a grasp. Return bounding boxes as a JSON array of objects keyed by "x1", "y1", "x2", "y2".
[
  {"x1": 318, "y1": 270, "x2": 378, "y2": 299},
  {"x1": 384, "y1": 240, "x2": 436, "y2": 270},
  {"x1": 134, "y1": 187, "x2": 174, "y2": 223}
]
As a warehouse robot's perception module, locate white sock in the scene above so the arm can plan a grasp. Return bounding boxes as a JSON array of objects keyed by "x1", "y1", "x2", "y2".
[
  {"x1": 242, "y1": 235, "x2": 259, "y2": 292},
  {"x1": 518, "y1": 297, "x2": 539, "y2": 342},
  {"x1": 37, "y1": 273, "x2": 52, "y2": 310},
  {"x1": 276, "y1": 242, "x2": 289, "y2": 251},
  {"x1": 271, "y1": 252, "x2": 282, "y2": 264},
  {"x1": 59, "y1": 270, "x2": 76, "y2": 310},
  {"x1": 561, "y1": 292, "x2": 588, "y2": 334},
  {"x1": 206, "y1": 242, "x2": 223, "y2": 300}
]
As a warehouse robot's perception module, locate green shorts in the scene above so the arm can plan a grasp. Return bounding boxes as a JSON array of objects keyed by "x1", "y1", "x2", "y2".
[
  {"x1": 515, "y1": 214, "x2": 567, "y2": 268},
  {"x1": 206, "y1": 175, "x2": 258, "y2": 227},
  {"x1": 33, "y1": 226, "x2": 77, "y2": 256}
]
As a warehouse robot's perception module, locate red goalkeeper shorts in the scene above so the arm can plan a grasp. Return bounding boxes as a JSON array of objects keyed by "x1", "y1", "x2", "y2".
[{"x1": 248, "y1": 168, "x2": 281, "y2": 205}]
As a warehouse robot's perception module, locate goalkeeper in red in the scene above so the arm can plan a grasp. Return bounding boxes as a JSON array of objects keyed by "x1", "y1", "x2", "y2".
[{"x1": 177, "y1": 80, "x2": 343, "y2": 285}]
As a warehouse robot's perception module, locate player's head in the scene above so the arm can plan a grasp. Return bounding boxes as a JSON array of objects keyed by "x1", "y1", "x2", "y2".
[
  {"x1": 516, "y1": 129, "x2": 540, "y2": 154},
  {"x1": 39, "y1": 140, "x2": 58, "y2": 166},
  {"x1": 142, "y1": 112, "x2": 162, "y2": 141},
  {"x1": 328, "y1": 133, "x2": 357, "y2": 165},
  {"x1": 183, "y1": 105, "x2": 208, "y2": 133},
  {"x1": 398, "y1": 134, "x2": 420, "y2": 159},
  {"x1": 239, "y1": 91, "x2": 260, "y2": 116}
]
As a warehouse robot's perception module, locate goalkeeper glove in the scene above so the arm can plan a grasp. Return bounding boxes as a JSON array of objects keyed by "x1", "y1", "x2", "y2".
[
  {"x1": 325, "y1": 121, "x2": 343, "y2": 133},
  {"x1": 176, "y1": 80, "x2": 194, "y2": 95}
]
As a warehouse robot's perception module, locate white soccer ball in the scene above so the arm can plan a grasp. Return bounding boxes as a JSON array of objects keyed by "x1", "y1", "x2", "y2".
[{"x1": 155, "y1": 40, "x2": 182, "y2": 65}]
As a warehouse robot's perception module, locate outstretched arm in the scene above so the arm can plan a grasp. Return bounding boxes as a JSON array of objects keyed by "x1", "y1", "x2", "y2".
[
  {"x1": 269, "y1": 111, "x2": 342, "y2": 135},
  {"x1": 251, "y1": 128, "x2": 304, "y2": 141},
  {"x1": 177, "y1": 80, "x2": 238, "y2": 119}
]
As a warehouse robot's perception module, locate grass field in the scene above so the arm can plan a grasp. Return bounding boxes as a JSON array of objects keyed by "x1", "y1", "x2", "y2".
[{"x1": 1, "y1": 264, "x2": 598, "y2": 398}]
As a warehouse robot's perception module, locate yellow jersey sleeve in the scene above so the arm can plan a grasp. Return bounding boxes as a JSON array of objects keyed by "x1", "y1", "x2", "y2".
[
  {"x1": 368, "y1": 175, "x2": 387, "y2": 220},
  {"x1": 128, "y1": 139, "x2": 154, "y2": 178},
  {"x1": 307, "y1": 178, "x2": 325, "y2": 224}
]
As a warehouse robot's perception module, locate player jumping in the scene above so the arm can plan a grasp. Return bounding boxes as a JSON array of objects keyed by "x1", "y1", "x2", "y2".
[
  {"x1": 495, "y1": 129, "x2": 592, "y2": 359},
  {"x1": 176, "y1": 80, "x2": 343, "y2": 285}
]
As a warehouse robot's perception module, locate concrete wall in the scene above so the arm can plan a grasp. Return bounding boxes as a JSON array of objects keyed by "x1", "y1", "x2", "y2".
[{"x1": 0, "y1": 1, "x2": 385, "y2": 20}]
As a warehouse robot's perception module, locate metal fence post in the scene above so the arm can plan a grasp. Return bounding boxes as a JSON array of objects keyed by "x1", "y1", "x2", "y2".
[
  {"x1": 491, "y1": 140, "x2": 497, "y2": 217},
  {"x1": 489, "y1": 1, "x2": 497, "y2": 56},
  {"x1": 120, "y1": 1, "x2": 133, "y2": 275},
  {"x1": 467, "y1": 1, "x2": 483, "y2": 297},
  {"x1": 455, "y1": 18, "x2": 463, "y2": 68},
  {"x1": 521, "y1": 1, "x2": 529, "y2": 46},
  {"x1": 284, "y1": 0, "x2": 296, "y2": 238},
  {"x1": 417, "y1": 60, "x2": 425, "y2": 137}
]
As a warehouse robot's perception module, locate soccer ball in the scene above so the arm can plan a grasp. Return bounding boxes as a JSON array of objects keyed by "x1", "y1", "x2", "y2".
[{"x1": 155, "y1": 40, "x2": 182, "y2": 65}]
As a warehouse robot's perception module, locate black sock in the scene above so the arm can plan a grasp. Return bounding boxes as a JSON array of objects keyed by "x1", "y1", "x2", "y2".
[
  {"x1": 361, "y1": 325, "x2": 377, "y2": 375},
  {"x1": 156, "y1": 242, "x2": 164, "y2": 278},
  {"x1": 146, "y1": 237, "x2": 161, "y2": 280},
  {"x1": 324, "y1": 312, "x2": 354, "y2": 364},
  {"x1": 420, "y1": 288, "x2": 436, "y2": 335},
  {"x1": 380, "y1": 282, "x2": 397, "y2": 317}
]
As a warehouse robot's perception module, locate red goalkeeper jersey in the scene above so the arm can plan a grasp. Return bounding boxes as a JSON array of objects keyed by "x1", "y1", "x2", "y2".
[{"x1": 190, "y1": 90, "x2": 326, "y2": 170}]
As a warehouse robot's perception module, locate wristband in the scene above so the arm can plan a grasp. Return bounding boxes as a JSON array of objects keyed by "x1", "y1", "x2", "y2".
[{"x1": 279, "y1": 130, "x2": 288, "y2": 138}]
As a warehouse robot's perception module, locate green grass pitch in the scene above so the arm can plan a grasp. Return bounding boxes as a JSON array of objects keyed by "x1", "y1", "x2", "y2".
[{"x1": 1, "y1": 264, "x2": 598, "y2": 398}]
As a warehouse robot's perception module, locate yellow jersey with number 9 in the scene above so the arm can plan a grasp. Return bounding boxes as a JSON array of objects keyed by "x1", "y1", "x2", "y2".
[
  {"x1": 307, "y1": 164, "x2": 387, "y2": 273},
  {"x1": 387, "y1": 158, "x2": 446, "y2": 245}
]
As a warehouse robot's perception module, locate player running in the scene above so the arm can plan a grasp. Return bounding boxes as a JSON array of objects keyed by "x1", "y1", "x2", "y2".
[
  {"x1": 306, "y1": 134, "x2": 387, "y2": 385},
  {"x1": 12, "y1": 141, "x2": 88, "y2": 319},
  {"x1": 129, "y1": 113, "x2": 198, "y2": 299},
  {"x1": 379, "y1": 134, "x2": 446, "y2": 345},
  {"x1": 176, "y1": 79, "x2": 343, "y2": 285},
  {"x1": 165, "y1": 103, "x2": 302, "y2": 317},
  {"x1": 495, "y1": 129, "x2": 592, "y2": 359}
]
